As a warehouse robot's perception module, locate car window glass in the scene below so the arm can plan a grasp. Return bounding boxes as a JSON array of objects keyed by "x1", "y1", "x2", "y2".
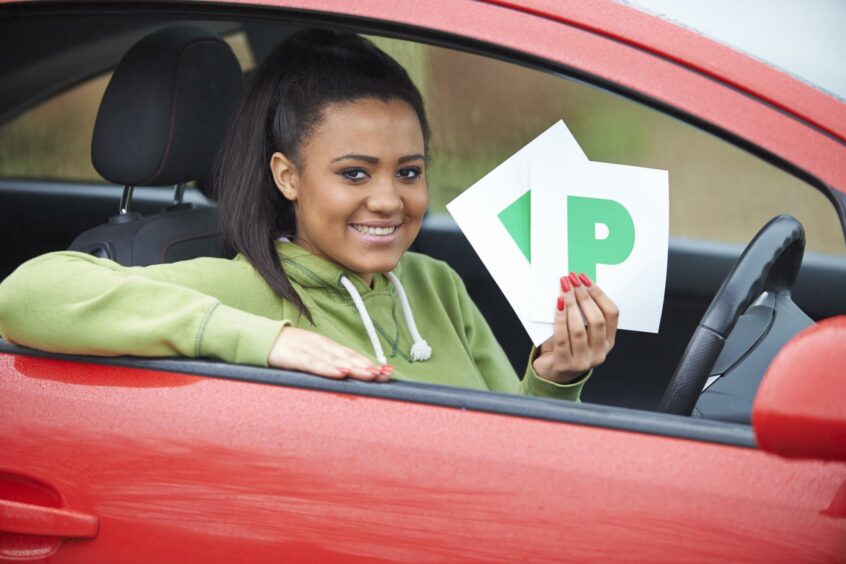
[
  {"x1": 0, "y1": 74, "x2": 109, "y2": 182},
  {"x1": 0, "y1": 30, "x2": 254, "y2": 184},
  {"x1": 370, "y1": 36, "x2": 846, "y2": 257}
]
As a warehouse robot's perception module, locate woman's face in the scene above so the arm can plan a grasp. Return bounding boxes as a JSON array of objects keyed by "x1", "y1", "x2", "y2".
[{"x1": 271, "y1": 98, "x2": 428, "y2": 285}]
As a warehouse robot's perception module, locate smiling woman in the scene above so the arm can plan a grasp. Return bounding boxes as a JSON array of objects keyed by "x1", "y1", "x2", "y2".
[
  {"x1": 0, "y1": 28, "x2": 618, "y2": 398},
  {"x1": 269, "y1": 99, "x2": 428, "y2": 285}
]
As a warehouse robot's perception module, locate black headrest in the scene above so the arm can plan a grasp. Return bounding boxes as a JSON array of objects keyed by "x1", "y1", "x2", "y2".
[{"x1": 92, "y1": 25, "x2": 242, "y2": 187}]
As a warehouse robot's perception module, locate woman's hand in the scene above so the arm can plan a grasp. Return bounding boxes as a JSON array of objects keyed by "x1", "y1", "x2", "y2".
[
  {"x1": 268, "y1": 326, "x2": 393, "y2": 381},
  {"x1": 532, "y1": 272, "x2": 619, "y2": 384}
]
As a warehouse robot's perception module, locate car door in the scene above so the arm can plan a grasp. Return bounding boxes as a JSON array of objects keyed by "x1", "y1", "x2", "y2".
[
  {"x1": 3, "y1": 352, "x2": 845, "y2": 562},
  {"x1": 1, "y1": 1, "x2": 845, "y2": 562}
]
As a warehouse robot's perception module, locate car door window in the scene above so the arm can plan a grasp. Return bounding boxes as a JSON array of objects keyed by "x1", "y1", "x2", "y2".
[
  {"x1": 1, "y1": 17, "x2": 843, "y2": 418},
  {"x1": 371, "y1": 36, "x2": 845, "y2": 257},
  {"x1": 368, "y1": 33, "x2": 846, "y2": 411}
]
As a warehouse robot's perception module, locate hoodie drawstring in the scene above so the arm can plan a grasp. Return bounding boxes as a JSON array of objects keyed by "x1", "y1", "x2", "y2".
[
  {"x1": 339, "y1": 275, "x2": 387, "y2": 365},
  {"x1": 386, "y1": 272, "x2": 432, "y2": 361},
  {"x1": 339, "y1": 273, "x2": 432, "y2": 364}
]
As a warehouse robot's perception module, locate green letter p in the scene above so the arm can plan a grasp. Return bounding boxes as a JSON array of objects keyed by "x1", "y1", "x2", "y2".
[{"x1": 567, "y1": 196, "x2": 635, "y2": 281}]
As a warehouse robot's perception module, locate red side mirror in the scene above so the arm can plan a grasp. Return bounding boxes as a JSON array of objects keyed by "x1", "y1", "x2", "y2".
[{"x1": 752, "y1": 316, "x2": 846, "y2": 462}]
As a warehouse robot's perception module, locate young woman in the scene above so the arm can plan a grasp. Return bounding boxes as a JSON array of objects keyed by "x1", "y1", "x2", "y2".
[{"x1": 0, "y1": 30, "x2": 618, "y2": 401}]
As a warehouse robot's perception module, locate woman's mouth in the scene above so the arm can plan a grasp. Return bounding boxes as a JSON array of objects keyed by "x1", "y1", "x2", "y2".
[
  {"x1": 349, "y1": 222, "x2": 403, "y2": 245},
  {"x1": 351, "y1": 224, "x2": 398, "y2": 236}
]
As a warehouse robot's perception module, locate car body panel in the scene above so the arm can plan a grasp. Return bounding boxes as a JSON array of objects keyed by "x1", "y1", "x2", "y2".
[{"x1": 2, "y1": 353, "x2": 845, "y2": 561}]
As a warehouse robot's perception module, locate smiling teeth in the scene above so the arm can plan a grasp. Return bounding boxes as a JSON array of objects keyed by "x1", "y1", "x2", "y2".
[{"x1": 353, "y1": 225, "x2": 397, "y2": 236}]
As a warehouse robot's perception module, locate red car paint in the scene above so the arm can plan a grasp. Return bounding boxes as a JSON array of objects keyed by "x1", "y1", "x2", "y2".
[
  {"x1": 754, "y1": 316, "x2": 846, "y2": 462},
  {"x1": 1, "y1": 1, "x2": 845, "y2": 561},
  {"x1": 2, "y1": 355, "x2": 845, "y2": 562}
]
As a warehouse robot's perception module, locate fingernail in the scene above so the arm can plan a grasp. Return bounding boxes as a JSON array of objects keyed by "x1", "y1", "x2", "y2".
[
  {"x1": 367, "y1": 367, "x2": 381, "y2": 374},
  {"x1": 560, "y1": 276, "x2": 571, "y2": 292},
  {"x1": 380, "y1": 365, "x2": 394, "y2": 374},
  {"x1": 337, "y1": 367, "x2": 351, "y2": 375},
  {"x1": 557, "y1": 296, "x2": 565, "y2": 311},
  {"x1": 579, "y1": 273, "x2": 592, "y2": 287},
  {"x1": 569, "y1": 272, "x2": 582, "y2": 287}
]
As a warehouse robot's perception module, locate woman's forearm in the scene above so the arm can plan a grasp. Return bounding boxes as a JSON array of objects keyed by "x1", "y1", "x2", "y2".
[{"x1": 0, "y1": 251, "x2": 284, "y2": 365}]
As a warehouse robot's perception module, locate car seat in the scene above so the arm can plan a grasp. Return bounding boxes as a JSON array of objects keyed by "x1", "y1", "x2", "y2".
[{"x1": 69, "y1": 25, "x2": 243, "y2": 265}]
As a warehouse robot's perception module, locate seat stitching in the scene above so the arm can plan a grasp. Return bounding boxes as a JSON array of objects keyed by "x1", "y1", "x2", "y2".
[{"x1": 139, "y1": 38, "x2": 224, "y2": 186}]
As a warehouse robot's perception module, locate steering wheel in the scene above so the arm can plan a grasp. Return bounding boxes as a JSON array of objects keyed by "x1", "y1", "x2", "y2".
[{"x1": 658, "y1": 215, "x2": 805, "y2": 416}]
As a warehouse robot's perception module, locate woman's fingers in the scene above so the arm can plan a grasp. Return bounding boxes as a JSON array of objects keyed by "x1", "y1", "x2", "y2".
[
  {"x1": 268, "y1": 326, "x2": 392, "y2": 382},
  {"x1": 565, "y1": 274, "x2": 589, "y2": 363},
  {"x1": 552, "y1": 277, "x2": 572, "y2": 356},
  {"x1": 302, "y1": 358, "x2": 354, "y2": 379},
  {"x1": 314, "y1": 338, "x2": 391, "y2": 381},
  {"x1": 536, "y1": 273, "x2": 619, "y2": 384},
  {"x1": 587, "y1": 282, "x2": 620, "y2": 347},
  {"x1": 573, "y1": 282, "x2": 606, "y2": 353}
]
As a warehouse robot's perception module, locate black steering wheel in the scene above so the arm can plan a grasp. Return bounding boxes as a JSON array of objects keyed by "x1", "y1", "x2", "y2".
[{"x1": 658, "y1": 215, "x2": 805, "y2": 416}]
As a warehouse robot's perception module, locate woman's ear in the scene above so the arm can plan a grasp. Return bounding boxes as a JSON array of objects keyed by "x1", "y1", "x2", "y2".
[{"x1": 270, "y1": 152, "x2": 299, "y2": 201}]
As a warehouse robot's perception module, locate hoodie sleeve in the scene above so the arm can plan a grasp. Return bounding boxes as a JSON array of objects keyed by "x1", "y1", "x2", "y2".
[
  {"x1": 449, "y1": 268, "x2": 586, "y2": 401},
  {"x1": 0, "y1": 251, "x2": 287, "y2": 366}
]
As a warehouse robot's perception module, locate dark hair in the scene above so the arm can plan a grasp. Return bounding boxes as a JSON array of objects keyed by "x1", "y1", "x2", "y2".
[{"x1": 211, "y1": 29, "x2": 430, "y2": 322}]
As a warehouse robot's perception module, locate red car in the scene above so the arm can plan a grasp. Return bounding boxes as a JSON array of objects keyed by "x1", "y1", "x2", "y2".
[{"x1": 1, "y1": 1, "x2": 844, "y2": 562}]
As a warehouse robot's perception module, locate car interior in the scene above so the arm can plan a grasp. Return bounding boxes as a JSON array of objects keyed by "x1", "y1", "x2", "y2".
[{"x1": 1, "y1": 8, "x2": 845, "y2": 428}]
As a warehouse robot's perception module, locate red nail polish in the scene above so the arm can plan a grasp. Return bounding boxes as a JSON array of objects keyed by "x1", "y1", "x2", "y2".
[
  {"x1": 579, "y1": 273, "x2": 592, "y2": 287},
  {"x1": 557, "y1": 296, "x2": 565, "y2": 311},
  {"x1": 569, "y1": 272, "x2": 581, "y2": 287},
  {"x1": 560, "y1": 276, "x2": 571, "y2": 292}
]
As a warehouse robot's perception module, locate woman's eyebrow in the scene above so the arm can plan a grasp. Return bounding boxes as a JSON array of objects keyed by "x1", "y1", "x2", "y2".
[
  {"x1": 331, "y1": 153, "x2": 425, "y2": 164},
  {"x1": 331, "y1": 154, "x2": 378, "y2": 164}
]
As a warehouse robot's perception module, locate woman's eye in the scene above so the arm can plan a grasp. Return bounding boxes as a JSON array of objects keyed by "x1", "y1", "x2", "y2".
[
  {"x1": 339, "y1": 168, "x2": 368, "y2": 181},
  {"x1": 397, "y1": 167, "x2": 422, "y2": 181}
]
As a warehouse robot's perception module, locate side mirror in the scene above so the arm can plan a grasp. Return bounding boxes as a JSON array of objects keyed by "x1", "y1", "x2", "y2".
[{"x1": 752, "y1": 316, "x2": 846, "y2": 462}]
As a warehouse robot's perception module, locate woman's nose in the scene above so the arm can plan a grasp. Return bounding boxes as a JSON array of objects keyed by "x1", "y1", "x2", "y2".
[{"x1": 365, "y1": 176, "x2": 403, "y2": 214}]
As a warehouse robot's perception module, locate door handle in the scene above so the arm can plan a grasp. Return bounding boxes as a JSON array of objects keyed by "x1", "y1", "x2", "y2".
[{"x1": 0, "y1": 498, "x2": 98, "y2": 538}]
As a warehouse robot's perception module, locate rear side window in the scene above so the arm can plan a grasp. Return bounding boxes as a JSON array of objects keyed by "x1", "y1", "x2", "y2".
[
  {"x1": 0, "y1": 74, "x2": 109, "y2": 182},
  {"x1": 0, "y1": 30, "x2": 254, "y2": 185}
]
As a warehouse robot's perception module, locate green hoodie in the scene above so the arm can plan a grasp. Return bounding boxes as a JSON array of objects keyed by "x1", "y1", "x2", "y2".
[{"x1": 0, "y1": 242, "x2": 586, "y2": 400}]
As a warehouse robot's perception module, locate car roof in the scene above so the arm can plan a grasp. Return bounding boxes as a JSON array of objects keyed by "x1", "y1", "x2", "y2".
[{"x1": 623, "y1": 0, "x2": 846, "y2": 103}]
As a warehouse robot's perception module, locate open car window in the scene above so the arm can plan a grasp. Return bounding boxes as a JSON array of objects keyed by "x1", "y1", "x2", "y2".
[
  {"x1": 368, "y1": 36, "x2": 846, "y2": 257},
  {"x1": 1, "y1": 11, "x2": 844, "y2": 436}
]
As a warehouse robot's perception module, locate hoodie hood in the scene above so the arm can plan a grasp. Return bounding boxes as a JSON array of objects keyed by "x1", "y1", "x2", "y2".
[{"x1": 274, "y1": 240, "x2": 396, "y2": 295}]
